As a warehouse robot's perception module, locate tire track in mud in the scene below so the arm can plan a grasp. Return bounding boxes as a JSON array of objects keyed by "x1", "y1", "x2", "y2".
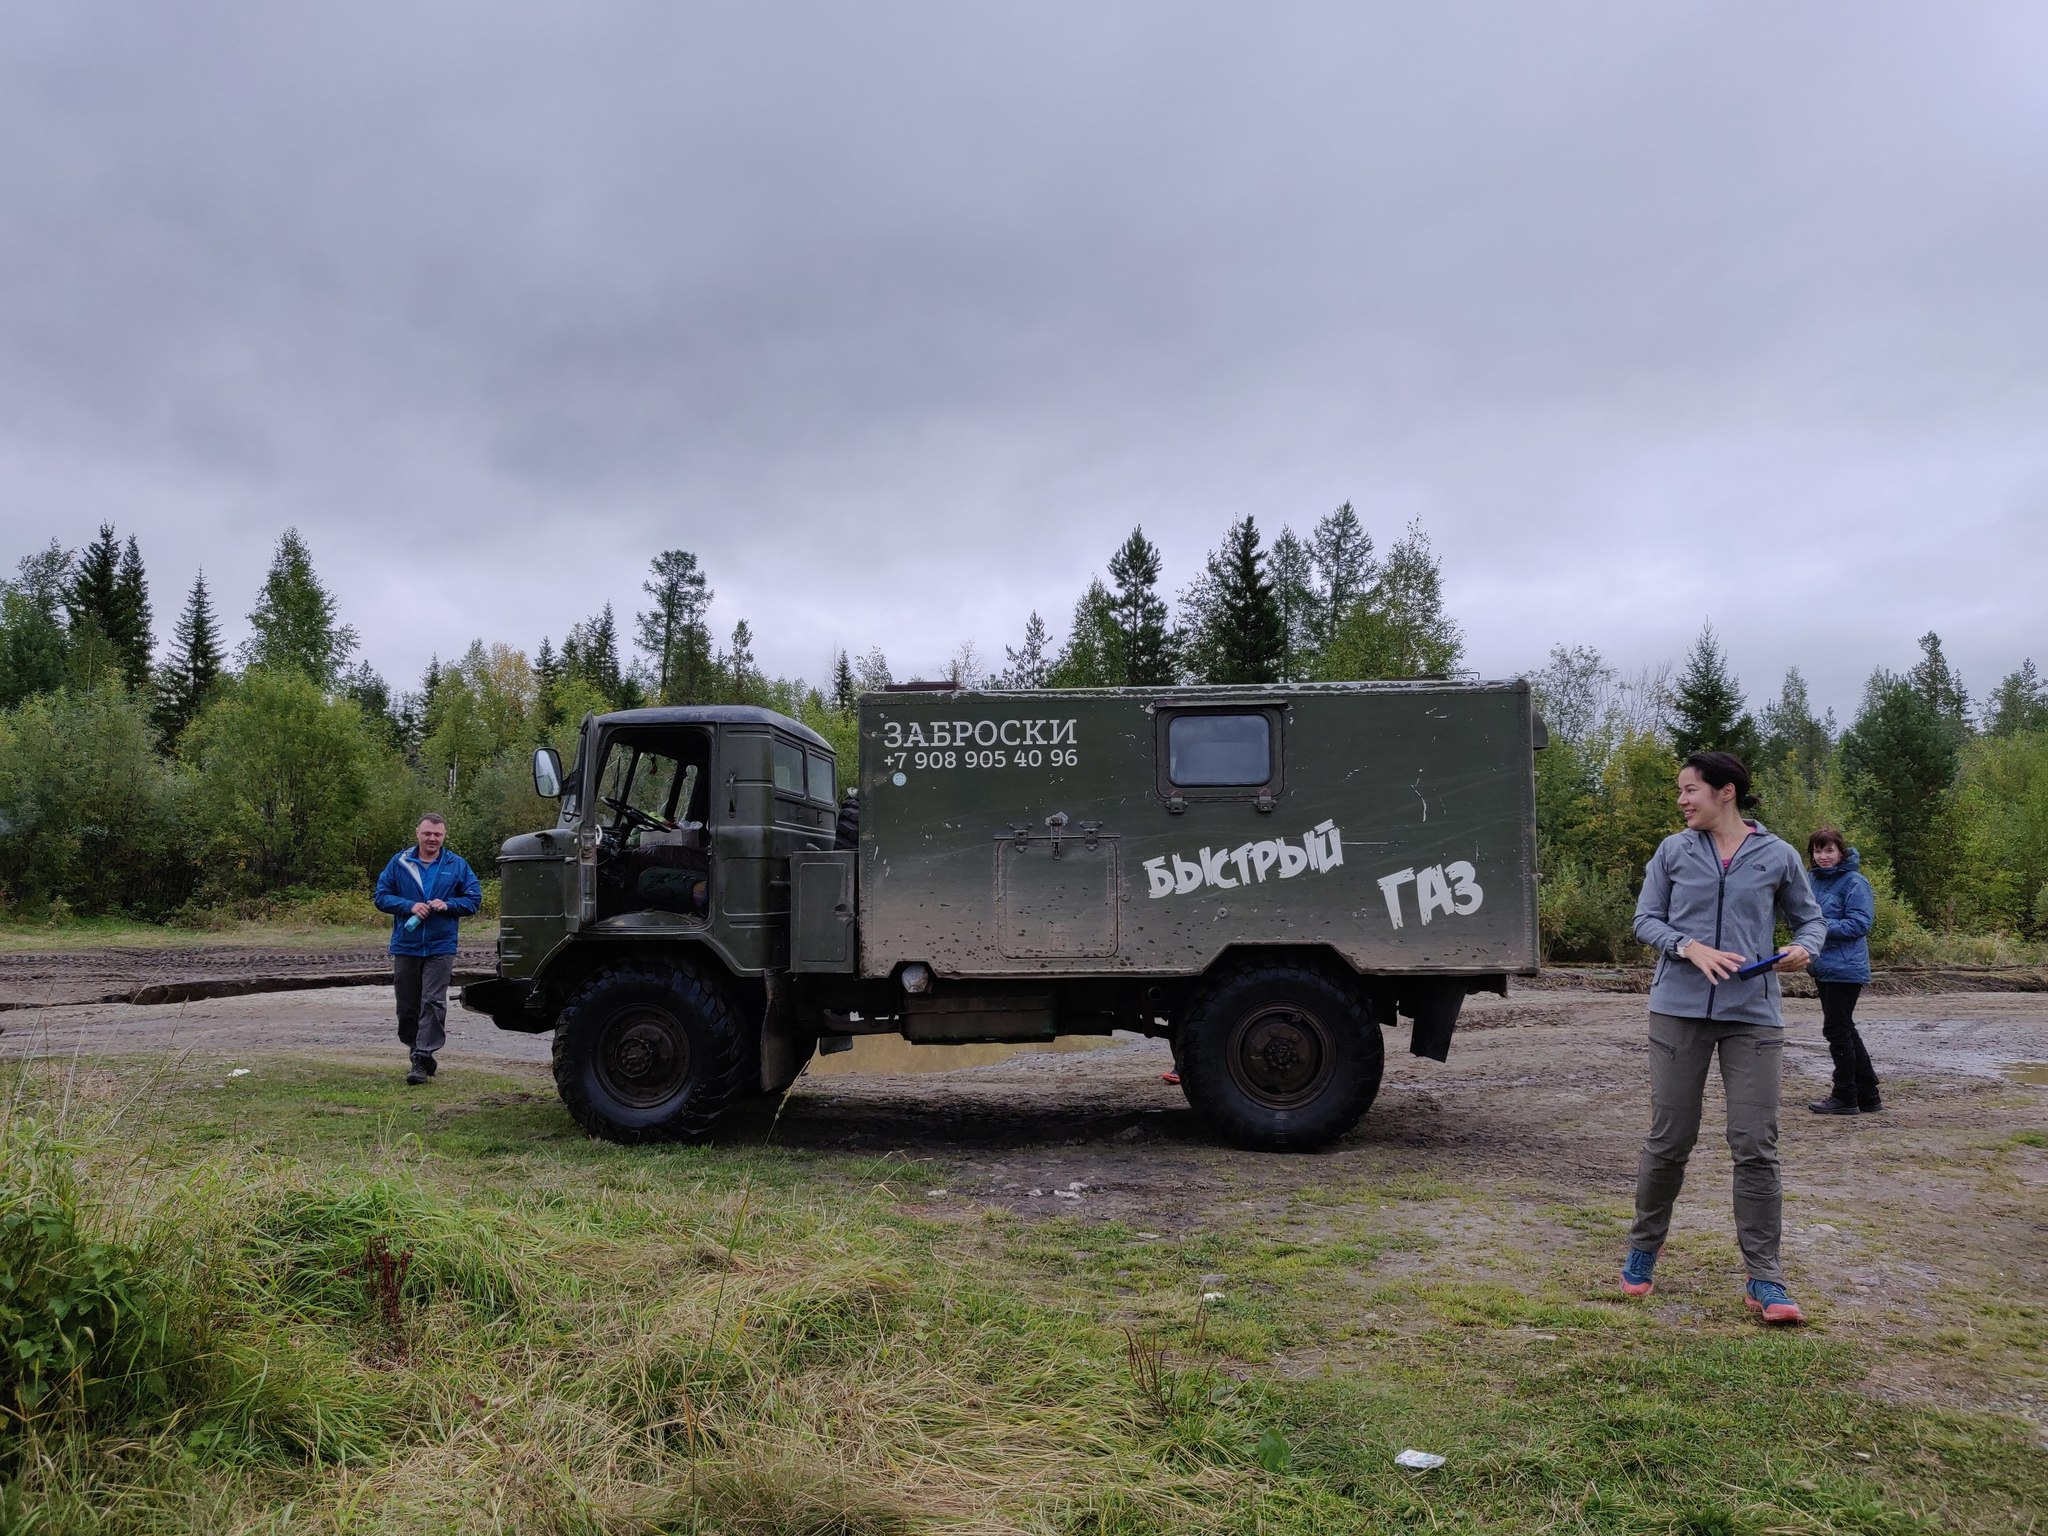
[{"x1": 0, "y1": 944, "x2": 495, "y2": 1012}]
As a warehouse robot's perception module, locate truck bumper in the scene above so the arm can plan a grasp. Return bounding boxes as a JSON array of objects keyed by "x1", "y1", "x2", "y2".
[{"x1": 459, "y1": 976, "x2": 549, "y2": 1033}]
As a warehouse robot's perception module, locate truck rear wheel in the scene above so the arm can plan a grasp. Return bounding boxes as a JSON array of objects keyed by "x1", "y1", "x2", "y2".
[
  {"x1": 551, "y1": 961, "x2": 749, "y2": 1144},
  {"x1": 1177, "y1": 962, "x2": 1382, "y2": 1151}
]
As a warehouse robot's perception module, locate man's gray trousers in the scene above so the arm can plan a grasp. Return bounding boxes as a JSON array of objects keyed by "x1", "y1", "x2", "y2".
[{"x1": 393, "y1": 953, "x2": 456, "y2": 1059}]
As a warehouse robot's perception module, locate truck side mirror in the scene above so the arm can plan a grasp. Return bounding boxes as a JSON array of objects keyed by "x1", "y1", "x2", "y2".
[{"x1": 533, "y1": 746, "x2": 565, "y2": 799}]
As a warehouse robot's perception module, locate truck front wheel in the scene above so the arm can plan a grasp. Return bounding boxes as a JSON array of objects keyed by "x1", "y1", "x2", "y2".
[
  {"x1": 1176, "y1": 962, "x2": 1382, "y2": 1151},
  {"x1": 551, "y1": 961, "x2": 749, "y2": 1144}
]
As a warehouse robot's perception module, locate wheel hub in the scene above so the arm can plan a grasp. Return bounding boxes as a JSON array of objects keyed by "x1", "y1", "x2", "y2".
[
  {"x1": 1229, "y1": 1004, "x2": 1334, "y2": 1109},
  {"x1": 599, "y1": 1008, "x2": 691, "y2": 1108}
]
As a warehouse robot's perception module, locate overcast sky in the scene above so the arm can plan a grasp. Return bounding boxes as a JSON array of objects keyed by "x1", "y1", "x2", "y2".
[{"x1": 2, "y1": 3, "x2": 2043, "y2": 719}]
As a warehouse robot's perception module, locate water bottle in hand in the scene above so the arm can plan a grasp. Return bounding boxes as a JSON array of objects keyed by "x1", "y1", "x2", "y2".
[{"x1": 404, "y1": 913, "x2": 422, "y2": 932}]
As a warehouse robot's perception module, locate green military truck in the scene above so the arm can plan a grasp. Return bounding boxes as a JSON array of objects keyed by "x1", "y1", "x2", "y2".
[{"x1": 462, "y1": 681, "x2": 1545, "y2": 1151}]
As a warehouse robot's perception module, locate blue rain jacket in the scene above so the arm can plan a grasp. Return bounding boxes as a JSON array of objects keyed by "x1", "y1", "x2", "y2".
[
  {"x1": 1806, "y1": 848, "x2": 1875, "y2": 983},
  {"x1": 373, "y1": 847, "x2": 482, "y2": 957}
]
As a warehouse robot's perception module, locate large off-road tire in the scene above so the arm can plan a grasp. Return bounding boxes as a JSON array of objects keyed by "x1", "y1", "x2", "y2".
[
  {"x1": 551, "y1": 961, "x2": 749, "y2": 1144},
  {"x1": 1176, "y1": 961, "x2": 1383, "y2": 1151}
]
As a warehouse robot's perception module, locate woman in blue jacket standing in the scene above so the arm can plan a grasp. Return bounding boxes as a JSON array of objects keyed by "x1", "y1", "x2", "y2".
[
  {"x1": 1804, "y1": 827, "x2": 1880, "y2": 1116},
  {"x1": 1623, "y1": 752, "x2": 1828, "y2": 1325}
]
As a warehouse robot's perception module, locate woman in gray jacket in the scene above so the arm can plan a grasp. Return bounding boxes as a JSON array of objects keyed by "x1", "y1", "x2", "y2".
[{"x1": 1622, "y1": 751, "x2": 1828, "y2": 1324}]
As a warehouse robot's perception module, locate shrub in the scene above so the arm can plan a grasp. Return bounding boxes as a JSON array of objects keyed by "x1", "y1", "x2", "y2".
[
  {"x1": 0, "y1": 686, "x2": 191, "y2": 916},
  {"x1": 1538, "y1": 862, "x2": 1643, "y2": 963},
  {"x1": 183, "y1": 670, "x2": 382, "y2": 896}
]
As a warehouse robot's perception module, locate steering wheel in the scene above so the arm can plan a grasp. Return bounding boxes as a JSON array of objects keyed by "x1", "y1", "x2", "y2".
[{"x1": 602, "y1": 796, "x2": 669, "y2": 835}]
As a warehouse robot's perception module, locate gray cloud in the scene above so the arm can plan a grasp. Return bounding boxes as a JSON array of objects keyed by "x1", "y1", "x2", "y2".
[{"x1": 1, "y1": 1, "x2": 2043, "y2": 714}]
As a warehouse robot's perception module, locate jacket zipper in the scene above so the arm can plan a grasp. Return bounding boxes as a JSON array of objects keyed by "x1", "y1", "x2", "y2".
[{"x1": 1707, "y1": 835, "x2": 1725, "y2": 1021}]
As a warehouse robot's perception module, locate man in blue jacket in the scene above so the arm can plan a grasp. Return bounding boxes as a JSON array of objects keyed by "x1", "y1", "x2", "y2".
[{"x1": 373, "y1": 814, "x2": 483, "y2": 1086}]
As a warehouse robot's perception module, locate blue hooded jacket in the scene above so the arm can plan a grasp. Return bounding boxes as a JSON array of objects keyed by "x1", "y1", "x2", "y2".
[
  {"x1": 373, "y1": 846, "x2": 482, "y2": 957},
  {"x1": 1806, "y1": 847, "x2": 1875, "y2": 983}
]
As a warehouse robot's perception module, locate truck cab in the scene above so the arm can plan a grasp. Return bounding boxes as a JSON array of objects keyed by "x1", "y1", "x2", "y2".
[{"x1": 465, "y1": 682, "x2": 1543, "y2": 1152}]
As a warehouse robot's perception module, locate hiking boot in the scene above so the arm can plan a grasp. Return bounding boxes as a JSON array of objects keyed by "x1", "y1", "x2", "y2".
[
  {"x1": 1744, "y1": 1279, "x2": 1805, "y2": 1325},
  {"x1": 1808, "y1": 1095, "x2": 1860, "y2": 1115},
  {"x1": 1858, "y1": 1097, "x2": 1883, "y2": 1113},
  {"x1": 414, "y1": 1052, "x2": 438, "y2": 1078},
  {"x1": 1620, "y1": 1247, "x2": 1659, "y2": 1298},
  {"x1": 405, "y1": 1053, "x2": 436, "y2": 1086}
]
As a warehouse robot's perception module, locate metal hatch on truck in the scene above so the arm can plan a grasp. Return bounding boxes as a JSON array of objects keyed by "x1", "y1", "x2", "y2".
[{"x1": 994, "y1": 813, "x2": 1120, "y2": 958}]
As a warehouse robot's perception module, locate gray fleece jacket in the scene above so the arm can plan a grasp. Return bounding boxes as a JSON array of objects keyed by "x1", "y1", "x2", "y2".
[{"x1": 1632, "y1": 821, "x2": 1828, "y2": 1026}]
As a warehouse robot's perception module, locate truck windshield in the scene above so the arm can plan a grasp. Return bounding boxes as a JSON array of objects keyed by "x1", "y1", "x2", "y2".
[{"x1": 595, "y1": 740, "x2": 703, "y2": 828}]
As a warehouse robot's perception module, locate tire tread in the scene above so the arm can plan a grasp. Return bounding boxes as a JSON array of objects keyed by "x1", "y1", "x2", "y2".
[
  {"x1": 551, "y1": 959, "x2": 748, "y2": 1144},
  {"x1": 1177, "y1": 959, "x2": 1382, "y2": 1151}
]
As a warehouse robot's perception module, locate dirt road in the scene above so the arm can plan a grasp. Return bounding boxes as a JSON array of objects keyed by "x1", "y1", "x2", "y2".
[{"x1": 0, "y1": 943, "x2": 496, "y2": 1009}]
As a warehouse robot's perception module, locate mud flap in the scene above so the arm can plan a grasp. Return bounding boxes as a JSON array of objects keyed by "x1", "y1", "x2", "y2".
[
  {"x1": 1400, "y1": 982, "x2": 1466, "y2": 1062},
  {"x1": 759, "y1": 972, "x2": 816, "y2": 1092}
]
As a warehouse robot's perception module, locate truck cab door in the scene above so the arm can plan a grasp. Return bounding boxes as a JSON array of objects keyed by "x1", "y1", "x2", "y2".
[{"x1": 562, "y1": 719, "x2": 600, "y2": 931}]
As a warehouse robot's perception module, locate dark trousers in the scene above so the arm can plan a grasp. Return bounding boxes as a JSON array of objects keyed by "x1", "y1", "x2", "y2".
[
  {"x1": 393, "y1": 954, "x2": 455, "y2": 1059},
  {"x1": 1817, "y1": 981, "x2": 1880, "y2": 1107},
  {"x1": 1631, "y1": 1012, "x2": 1786, "y2": 1284}
]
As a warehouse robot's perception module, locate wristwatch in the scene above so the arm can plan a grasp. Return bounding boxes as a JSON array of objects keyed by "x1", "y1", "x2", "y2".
[{"x1": 1674, "y1": 938, "x2": 1693, "y2": 959}]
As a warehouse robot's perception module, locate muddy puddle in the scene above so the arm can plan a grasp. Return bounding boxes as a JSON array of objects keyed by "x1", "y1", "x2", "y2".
[
  {"x1": 804, "y1": 1033, "x2": 1124, "y2": 1076},
  {"x1": 2001, "y1": 1060, "x2": 2048, "y2": 1086}
]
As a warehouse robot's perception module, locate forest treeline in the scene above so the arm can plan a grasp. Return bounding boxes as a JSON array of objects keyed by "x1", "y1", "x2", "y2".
[{"x1": 0, "y1": 515, "x2": 2043, "y2": 961}]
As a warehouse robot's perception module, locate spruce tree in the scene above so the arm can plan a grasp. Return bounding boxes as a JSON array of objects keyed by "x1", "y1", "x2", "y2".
[
  {"x1": 65, "y1": 524, "x2": 125, "y2": 688},
  {"x1": 1839, "y1": 670, "x2": 1960, "y2": 917},
  {"x1": 1267, "y1": 528, "x2": 1316, "y2": 682},
  {"x1": 151, "y1": 571, "x2": 224, "y2": 745},
  {"x1": 1046, "y1": 581, "x2": 1121, "y2": 688},
  {"x1": 1001, "y1": 612, "x2": 1050, "y2": 689},
  {"x1": 1187, "y1": 518, "x2": 1285, "y2": 686},
  {"x1": 724, "y1": 619, "x2": 759, "y2": 703},
  {"x1": 1985, "y1": 659, "x2": 2048, "y2": 737},
  {"x1": 112, "y1": 535, "x2": 152, "y2": 692},
  {"x1": 1757, "y1": 667, "x2": 1833, "y2": 785},
  {"x1": 572, "y1": 605, "x2": 624, "y2": 700},
  {"x1": 1906, "y1": 631, "x2": 1971, "y2": 741},
  {"x1": 831, "y1": 649, "x2": 857, "y2": 712},
  {"x1": 1308, "y1": 502, "x2": 1375, "y2": 650},
  {"x1": 1668, "y1": 622, "x2": 1760, "y2": 763},
  {"x1": 534, "y1": 637, "x2": 564, "y2": 732},
  {"x1": 1106, "y1": 527, "x2": 1174, "y2": 687},
  {"x1": 242, "y1": 528, "x2": 358, "y2": 686}
]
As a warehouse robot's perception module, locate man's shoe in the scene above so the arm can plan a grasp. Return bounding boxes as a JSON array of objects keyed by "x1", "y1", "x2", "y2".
[
  {"x1": 415, "y1": 1053, "x2": 437, "y2": 1078},
  {"x1": 1620, "y1": 1247, "x2": 1659, "y2": 1297},
  {"x1": 1744, "y1": 1279, "x2": 1805, "y2": 1325},
  {"x1": 406, "y1": 1062, "x2": 428, "y2": 1086},
  {"x1": 1858, "y1": 1097, "x2": 1883, "y2": 1113},
  {"x1": 1808, "y1": 1095, "x2": 1860, "y2": 1115}
]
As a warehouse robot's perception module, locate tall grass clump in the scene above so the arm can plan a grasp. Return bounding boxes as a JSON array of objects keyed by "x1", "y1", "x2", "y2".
[{"x1": 0, "y1": 1119, "x2": 191, "y2": 1435}]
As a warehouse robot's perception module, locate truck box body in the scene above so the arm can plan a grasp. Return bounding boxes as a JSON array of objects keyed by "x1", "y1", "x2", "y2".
[{"x1": 855, "y1": 681, "x2": 1541, "y2": 981}]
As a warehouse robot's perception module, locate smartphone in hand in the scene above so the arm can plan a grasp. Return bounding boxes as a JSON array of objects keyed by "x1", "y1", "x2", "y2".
[{"x1": 1733, "y1": 951, "x2": 1788, "y2": 979}]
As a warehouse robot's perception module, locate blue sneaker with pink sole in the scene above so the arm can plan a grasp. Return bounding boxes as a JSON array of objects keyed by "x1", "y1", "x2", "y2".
[
  {"x1": 1744, "y1": 1279, "x2": 1805, "y2": 1325},
  {"x1": 1619, "y1": 1247, "x2": 1658, "y2": 1297}
]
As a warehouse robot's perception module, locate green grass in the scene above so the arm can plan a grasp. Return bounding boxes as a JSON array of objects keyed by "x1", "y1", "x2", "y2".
[{"x1": 2, "y1": 1055, "x2": 2041, "y2": 1534}]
